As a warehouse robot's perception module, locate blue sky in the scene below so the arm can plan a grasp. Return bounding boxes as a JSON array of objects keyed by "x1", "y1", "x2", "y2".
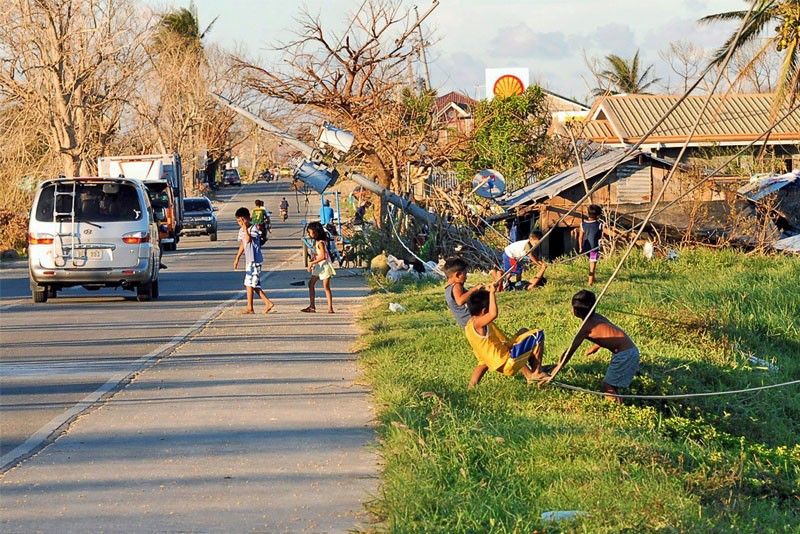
[{"x1": 188, "y1": 0, "x2": 743, "y2": 103}]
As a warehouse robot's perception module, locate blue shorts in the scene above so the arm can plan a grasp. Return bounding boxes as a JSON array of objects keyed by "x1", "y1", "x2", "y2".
[
  {"x1": 510, "y1": 329, "x2": 544, "y2": 359},
  {"x1": 244, "y1": 262, "x2": 262, "y2": 289},
  {"x1": 502, "y1": 253, "x2": 523, "y2": 275}
]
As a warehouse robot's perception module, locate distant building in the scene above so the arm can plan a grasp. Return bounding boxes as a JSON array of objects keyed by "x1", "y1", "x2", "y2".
[
  {"x1": 542, "y1": 89, "x2": 590, "y2": 127},
  {"x1": 560, "y1": 93, "x2": 800, "y2": 171},
  {"x1": 434, "y1": 91, "x2": 476, "y2": 139}
]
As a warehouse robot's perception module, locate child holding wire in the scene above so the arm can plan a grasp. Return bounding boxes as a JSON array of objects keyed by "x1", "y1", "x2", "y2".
[{"x1": 495, "y1": 231, "x2": 547, "y2": 291}]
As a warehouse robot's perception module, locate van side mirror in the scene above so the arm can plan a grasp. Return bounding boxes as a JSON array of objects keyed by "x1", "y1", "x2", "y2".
[{"x1": 212, "y1": 206, "x2": 219, "y2": 211}]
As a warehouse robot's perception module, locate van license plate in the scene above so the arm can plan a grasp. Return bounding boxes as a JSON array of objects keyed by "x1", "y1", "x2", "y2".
[{"x1": 88, "y1": 249, "x2": 103, "y2": 260}]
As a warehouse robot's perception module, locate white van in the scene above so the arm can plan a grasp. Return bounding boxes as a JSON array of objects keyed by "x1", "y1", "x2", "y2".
[{"x1": 28, "y1": 177, "x2": 161, "y2": 303}]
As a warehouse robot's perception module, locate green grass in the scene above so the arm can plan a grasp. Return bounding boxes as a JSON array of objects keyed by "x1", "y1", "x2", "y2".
[{"x1": 357, "y1": 248, "x2": 800, "y2": 533}]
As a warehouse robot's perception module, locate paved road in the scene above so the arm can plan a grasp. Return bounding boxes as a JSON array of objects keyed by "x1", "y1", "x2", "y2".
[
  {"x1": 0, "y1": 181, "x2": 376, "y2": 531},
  {"x1": 0, "y1": 184, "x2": 249, "y2": 460}
]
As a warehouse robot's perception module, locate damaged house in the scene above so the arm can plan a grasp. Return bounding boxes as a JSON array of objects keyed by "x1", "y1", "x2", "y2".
[{"x1": 498, "y1": 148, "x2": 768, "y2": 258}]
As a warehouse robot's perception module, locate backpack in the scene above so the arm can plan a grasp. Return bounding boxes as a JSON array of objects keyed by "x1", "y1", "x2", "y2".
[{"x1": 256, "y1": 223, "x2": 268, "y2": 246}]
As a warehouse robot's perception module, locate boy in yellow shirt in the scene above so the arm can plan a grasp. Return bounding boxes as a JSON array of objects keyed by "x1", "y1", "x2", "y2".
[{"x1": 464, "y1": 282, "x2": 548, "y2": 388}]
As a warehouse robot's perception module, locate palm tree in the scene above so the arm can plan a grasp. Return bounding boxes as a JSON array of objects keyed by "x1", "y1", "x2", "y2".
[
  {"x1": 592, "y1": 50, "x2": 662, "y2": 96},
  {"x1": 701, "y1": 0, "x2": 799, "y2": 105},
  {"x1": 155, "y1": 1, "x2": 217, "y2": 51}
]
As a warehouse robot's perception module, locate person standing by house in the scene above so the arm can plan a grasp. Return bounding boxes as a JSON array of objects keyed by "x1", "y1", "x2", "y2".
[
  {"x1": 319, "y1": 199, "x2": 335, "y2": 225},
  {"x1": 578, "y1": 204, "x2": 604, "y2": 286}
]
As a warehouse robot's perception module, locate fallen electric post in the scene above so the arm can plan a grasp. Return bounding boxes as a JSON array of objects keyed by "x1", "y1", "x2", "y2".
[{"x1": 210, "y1": 92, "x2": 499, "y2": 265}]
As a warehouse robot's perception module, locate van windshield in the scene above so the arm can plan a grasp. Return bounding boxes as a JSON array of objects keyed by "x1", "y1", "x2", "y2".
[{"x1": 36, "y1": 182, "x2": 143, "y2": 223}]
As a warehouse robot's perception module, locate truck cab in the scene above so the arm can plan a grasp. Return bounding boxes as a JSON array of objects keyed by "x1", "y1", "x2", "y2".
[{"x1": 143, "y1": 180, "x2": 178, "y2": 251}]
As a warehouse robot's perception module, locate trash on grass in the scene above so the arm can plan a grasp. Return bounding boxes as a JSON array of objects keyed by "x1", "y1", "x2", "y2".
[
  {"x1": 388, "y1": 302, "x2": 406, "y2": 313},
  {"x1": 541, "y1": 511, "x2": 587, "y2": 522},
  {"x1": 747, "y1": 355, "x2": 780, "y2": 372}
]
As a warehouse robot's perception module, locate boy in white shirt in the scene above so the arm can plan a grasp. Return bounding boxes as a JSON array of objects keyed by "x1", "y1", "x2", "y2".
[{"x1": 501, "y1": 231, "x2": 547, "y2": 289}]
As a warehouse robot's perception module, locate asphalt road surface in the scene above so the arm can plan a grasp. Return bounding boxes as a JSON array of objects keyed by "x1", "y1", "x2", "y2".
[
  {"x1": 0, "y1": 181, "x2": 376, "y2": 532},
  {"x1": 1, "y1": 184, "x2": 244, "y2": 461}
]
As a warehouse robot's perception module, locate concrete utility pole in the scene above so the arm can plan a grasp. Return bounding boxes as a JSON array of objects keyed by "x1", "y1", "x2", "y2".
[
  {"x1": 210, "y1": 90, "x2": 498, "y2": 261},
  {"x1": 414, "y1": 6, "x2": 432, "y2": 91}
]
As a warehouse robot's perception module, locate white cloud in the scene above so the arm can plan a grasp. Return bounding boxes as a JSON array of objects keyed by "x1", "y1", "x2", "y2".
[{"x1": 488, "y1": 24, "x2": 571, "y2": 59}]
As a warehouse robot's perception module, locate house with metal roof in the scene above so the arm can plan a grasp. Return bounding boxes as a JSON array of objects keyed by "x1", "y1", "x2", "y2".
[
  {"x1": 559, "y1": 93, "x2": 800, "y2": 170},
  {"x1": 498, "y1": 147, "x2": 734, "y2": 257}
]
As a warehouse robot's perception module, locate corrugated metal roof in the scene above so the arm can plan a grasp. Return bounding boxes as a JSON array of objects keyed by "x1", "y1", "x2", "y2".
[
  {"x1": 575, "y1": 119, "x2": 617, "y2": 141},
  {"x1": 500, "y1": 148, "x2": 650, "y2": 209},
  {"x1": 737, "y1": 170, "x2": 800, "y2": 201},
  {"x1": 587, "y1": 93, "x2": 800, "y2": 143},
  {"x1": 774, "y1": 234, "x2": 800, "y2": 252}
]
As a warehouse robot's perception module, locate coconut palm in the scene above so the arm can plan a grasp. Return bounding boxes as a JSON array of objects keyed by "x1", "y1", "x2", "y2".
[
  {"x1": 701, "y1": 0, "x2": 799, "y2": 105},
  {"x1": 592, "y1": 50, "x2": 662, "y2": 96},
  {"x1": 155, "y1": 2, "x2": 217, "y2": 51}
]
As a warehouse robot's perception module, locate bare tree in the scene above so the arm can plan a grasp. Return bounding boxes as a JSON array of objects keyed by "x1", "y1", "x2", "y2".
[
  {"x1": 0, "y1": 0, "x2": 149, "y2": 177},
  {"x1": 235, "y1": 0, "x2": 458, "y2": 192},
  {"x1": 659, "y1": 40, "x2": 707, "y2": 93}
]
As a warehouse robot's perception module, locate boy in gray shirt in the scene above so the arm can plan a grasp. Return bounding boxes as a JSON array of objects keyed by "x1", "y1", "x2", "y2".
[{"x1": 443, "y1": 257, "x2": 483, "y2": 328}]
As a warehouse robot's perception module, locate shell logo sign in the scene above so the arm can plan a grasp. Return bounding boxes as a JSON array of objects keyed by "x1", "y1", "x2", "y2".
[{"x1": 485, "y1": 68, "x2": 529, "y2": 100}]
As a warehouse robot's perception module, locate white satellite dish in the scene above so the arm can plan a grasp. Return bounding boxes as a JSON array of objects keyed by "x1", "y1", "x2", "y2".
[{"x1": 471, "y1": 169, "x2": 506, "y2": 199}]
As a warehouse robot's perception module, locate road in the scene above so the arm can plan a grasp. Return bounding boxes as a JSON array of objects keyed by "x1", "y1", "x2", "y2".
[
  {"x1": 0, "y1": 184, "x2": 252, "y2": 461},
  {"x1": 0, "y1": 181, "x2": 376, "y2": 531}
]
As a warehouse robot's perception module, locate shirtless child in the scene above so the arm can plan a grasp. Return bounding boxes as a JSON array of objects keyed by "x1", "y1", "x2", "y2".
[{"x1": 544, "y1": 289, "x2": 639, "y2": 402}]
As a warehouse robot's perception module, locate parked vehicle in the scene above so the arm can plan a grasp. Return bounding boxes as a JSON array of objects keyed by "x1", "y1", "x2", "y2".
[
  {"x1": 223, "y1": 168, "x2": 241, "y2": 186},
  {"x1": 182, "y1": 197, "x2": 218, "y2": 241},
  {"x1": 98, "y1": 154, "x2": 185, "y2": 251},
  {"x1": 259, "y1": 169, "x2": 274, "y2": 182},
  {"x1": 28, "y1": 177, "x2": 161, "y2": 303}
]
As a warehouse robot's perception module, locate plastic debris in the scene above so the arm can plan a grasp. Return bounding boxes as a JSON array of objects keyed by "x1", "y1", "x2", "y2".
[
  {"x1": 666, "y1": 249, "x2": 679, "y2": 261},
  {"x1": 541, "y1": 511, "x2": 587, "y2": 522},
  {"x1": 643, "y1": 241, "x2": 655, "y2": 260},
  {"x1": 388, "y1": 302, "x2": 406, "y2": 313},
  {"x1": 747, "y1": 355, "x2": 780, "y2": 372}
]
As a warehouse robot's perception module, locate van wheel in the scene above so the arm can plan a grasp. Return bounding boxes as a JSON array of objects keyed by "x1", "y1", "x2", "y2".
[
  {"x1": 31, "y1": 281, "x2": 48, "y2": 303},
  {"x1": 137, "y1": 281, "x2": 153, "y2": 302},
  {"x1": 209, "y1": 232, "x2": 218, "y2": 242}
]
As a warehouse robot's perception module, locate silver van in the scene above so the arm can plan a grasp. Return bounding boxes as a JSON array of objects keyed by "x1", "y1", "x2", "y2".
[{"x1": 28, "y1": 177, "x2": 161, "y2": 303}]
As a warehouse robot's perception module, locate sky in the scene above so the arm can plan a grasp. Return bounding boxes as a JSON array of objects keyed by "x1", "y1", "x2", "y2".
[{"x1": 188, "y1": 0, "x2": 745, "y2": 104}]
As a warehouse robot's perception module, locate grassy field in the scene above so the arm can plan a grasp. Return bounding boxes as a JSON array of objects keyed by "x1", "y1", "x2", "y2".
[{"x1": 357, "y1": 248, "x2": 799, "y2": 533}]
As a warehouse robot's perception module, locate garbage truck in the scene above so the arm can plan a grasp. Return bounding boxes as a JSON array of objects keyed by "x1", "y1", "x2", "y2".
[{"x1": 98, "y1": 154, "x2": 185, "y2": 251}]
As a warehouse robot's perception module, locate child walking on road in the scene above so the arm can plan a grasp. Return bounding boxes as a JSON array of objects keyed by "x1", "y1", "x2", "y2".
[
  {"x1": 301, "y1": 221, "x2": 336, "y2": 314},
  {"x1": 233, "y1": 207, "x2": 275, "y2": 315}
]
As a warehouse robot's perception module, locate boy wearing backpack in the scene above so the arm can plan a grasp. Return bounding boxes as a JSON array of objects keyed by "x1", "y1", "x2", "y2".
[
  {"x1": 233, "y1": 207, "x2": 275, "y2": 314},
  {"x1": 251, "y1": 199, "x2": 269, "y2": 246}
]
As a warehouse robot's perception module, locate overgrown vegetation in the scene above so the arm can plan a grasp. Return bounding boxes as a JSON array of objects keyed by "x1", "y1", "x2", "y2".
[
  {"x1": 358, "y1": 248, "x2": 799, "y2": 532},
  {"x1": 460, "y1": 86, "x2": 570, "y2": 191}
]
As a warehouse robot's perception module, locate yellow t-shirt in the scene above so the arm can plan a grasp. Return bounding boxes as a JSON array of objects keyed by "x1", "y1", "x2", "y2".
[{"x1": 464, "y1": 319, "x2": 511, "y2": 372}]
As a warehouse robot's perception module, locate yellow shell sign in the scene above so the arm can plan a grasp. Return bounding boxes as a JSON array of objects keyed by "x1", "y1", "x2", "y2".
[{"x1": 493, "y1": 75, "x2": 525, "y2": 98}]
